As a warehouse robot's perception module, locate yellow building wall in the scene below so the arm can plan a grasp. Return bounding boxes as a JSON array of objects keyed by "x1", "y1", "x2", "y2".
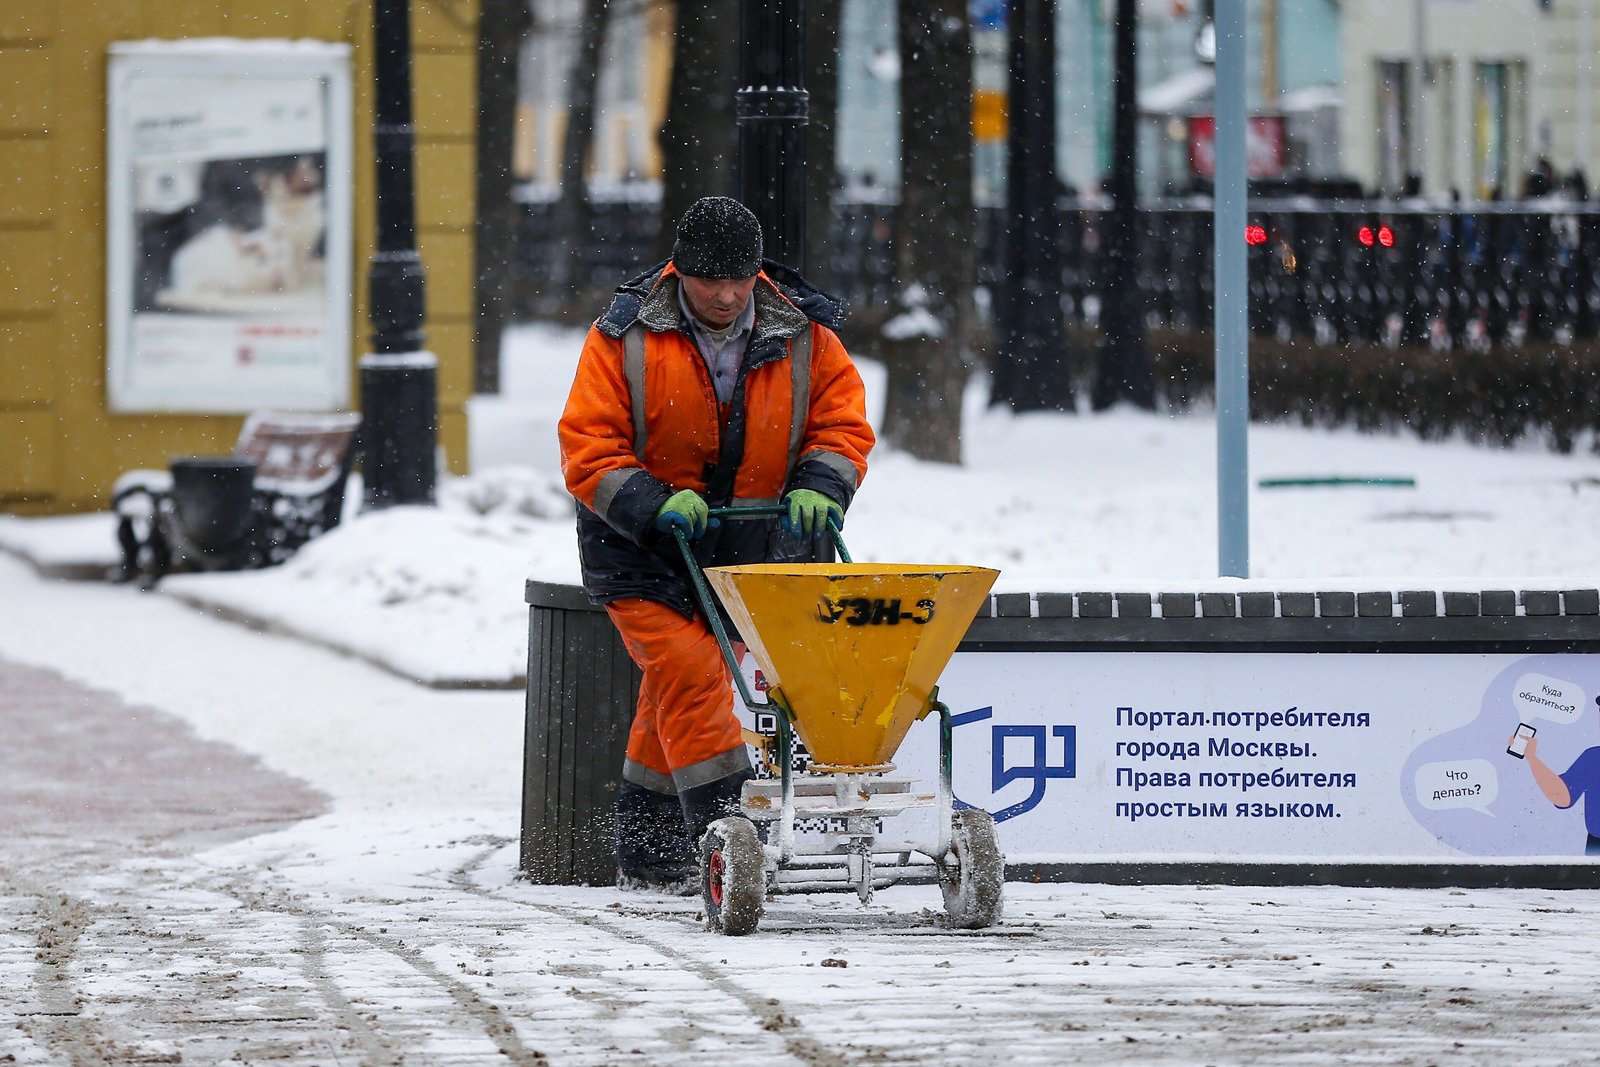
[
  {"x1": 0, "y1": 0, "x2": 478, "y2": 514},
  {"x1": 643, "y1": 0, "x2": 673, "y2": 180}
]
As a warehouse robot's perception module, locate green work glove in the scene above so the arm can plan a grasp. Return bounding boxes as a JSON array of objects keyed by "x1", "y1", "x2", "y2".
[
  {"x1": 654, "y1": 488, "x2": 712, "y2": 538},
  {"x1": 783, "y1": 489, "x2": 842, "y2": 538}
]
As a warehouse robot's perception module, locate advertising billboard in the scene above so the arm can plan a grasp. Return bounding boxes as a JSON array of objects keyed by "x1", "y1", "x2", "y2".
[
  {"x1": 883, "y1": 651, "x2": 1600, "y2": 863},
  {"x1": 732, "y1": 648, "x2": 1600, "y2": 864},
  {"x1": 106, "y1": 40, "x2": 352, "y2": 413}
]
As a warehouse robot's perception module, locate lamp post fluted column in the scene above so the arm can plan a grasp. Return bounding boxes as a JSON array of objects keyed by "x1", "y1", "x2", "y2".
[
  {"x1": 736, "y1": 0, "x2": 807, "y2": 269},
  {"x1": 361, "y1": 0, "x2": 436, "y2": 508}
]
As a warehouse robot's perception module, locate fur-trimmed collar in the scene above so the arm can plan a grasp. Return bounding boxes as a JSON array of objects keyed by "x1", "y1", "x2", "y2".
[
  {"x1": 635, "y1": 268, "x2": 809, "y2": 348},
  {"x1": 596, "y1": 259, "x2": 846, "y2": 340}
]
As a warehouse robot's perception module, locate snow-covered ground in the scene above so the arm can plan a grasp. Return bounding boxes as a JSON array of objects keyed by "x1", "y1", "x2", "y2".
[
  {"x1": 6, "y1": 552, "x2": 1600, "y2": 1066},
  {"x1": 6, "y1": 325, "x2": 1600, "y2": 1063}
]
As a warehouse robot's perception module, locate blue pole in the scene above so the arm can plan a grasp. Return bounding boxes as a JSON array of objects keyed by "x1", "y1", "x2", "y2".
[{"x1": 1213, "y1": 0, "x2": 1249, "y2": 577}]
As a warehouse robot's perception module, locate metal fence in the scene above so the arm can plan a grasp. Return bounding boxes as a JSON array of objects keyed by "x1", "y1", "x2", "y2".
[
  {"x1": 1125, "y1": 200, "x2": 1600, "y2": 352},
  {"x1": 513, "y1": 191, "x2": 1600, "y2": 352}
]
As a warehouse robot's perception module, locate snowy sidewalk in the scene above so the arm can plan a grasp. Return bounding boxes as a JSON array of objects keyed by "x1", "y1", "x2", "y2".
[
  {"x1": 0, "y1": 656, "x2": 327, "y2": 865},
  {"x1": 0, "y1": 656, "x2": 333, "y2": 1062},
  {"x1": 4, "y1": 554, "x2": 1600, "y2": 1064}
]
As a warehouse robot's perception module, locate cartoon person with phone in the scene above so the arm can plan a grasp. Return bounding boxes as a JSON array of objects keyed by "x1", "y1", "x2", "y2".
[{"x1": 1513, "y1": 696, "x2": 1600, "y2": 855}]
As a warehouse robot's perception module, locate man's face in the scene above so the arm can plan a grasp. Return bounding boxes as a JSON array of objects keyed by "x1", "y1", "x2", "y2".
[{"x1": 680, "y1": 274, "x2": 758, "y2": 330}]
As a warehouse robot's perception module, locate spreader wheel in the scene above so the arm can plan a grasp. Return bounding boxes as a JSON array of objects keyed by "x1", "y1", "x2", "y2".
[
  {"x1": 701, "y1": 817, "x2": 765, "y2": 935},
  {"x1": 939, "y1": 808, "x2": 1005, "y2": 929}
]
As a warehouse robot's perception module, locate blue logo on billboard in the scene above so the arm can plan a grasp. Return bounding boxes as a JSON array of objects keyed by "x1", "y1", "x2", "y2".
[{"x1": 951, "y1": 707, "x2": 1077, "y2": 822}]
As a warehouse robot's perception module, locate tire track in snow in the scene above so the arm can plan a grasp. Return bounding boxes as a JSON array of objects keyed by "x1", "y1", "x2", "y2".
[
  {"x1": 449, "y1": 840, "x2": 851, "y2": 1067},
  {"x1": 11, "y1": 883, "x2": 104, "y2": 1067},
  {"x1": 20, "y1": 862, "x2": 385, "y2": 1066},
  {"x1": 216, "y1": 876, "x2": 550, "y2": 1066},
  {"x1": 295, "y1": 914, "x2": 408, "y2": 1067}
]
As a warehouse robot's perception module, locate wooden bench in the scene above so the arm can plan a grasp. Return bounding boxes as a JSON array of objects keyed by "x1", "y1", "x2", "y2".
[{"x1": 112, "y1": 411, "x2": 361, "y2": 586}]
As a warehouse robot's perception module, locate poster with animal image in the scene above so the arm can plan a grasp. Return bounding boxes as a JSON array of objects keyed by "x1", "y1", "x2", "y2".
[{"x1": 107, "y1": 41, "x2": 352, "y2": 413}]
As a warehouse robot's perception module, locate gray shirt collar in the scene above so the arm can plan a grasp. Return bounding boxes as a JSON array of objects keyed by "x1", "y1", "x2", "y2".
[
  {"x1": 677, "y1": 283, "x2": 755, "y2": 346},
  {"x1": 677, "y1": 284, "x2": 755, "y2": 405}
]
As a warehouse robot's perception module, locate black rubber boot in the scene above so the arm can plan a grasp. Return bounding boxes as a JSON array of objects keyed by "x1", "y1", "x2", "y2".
[
  {"x1": 679, "y1": 768, "x2": 757, "y2": 845},
  {"x1": 614, "y1": 780, "x2": 696, "y2": 891}
]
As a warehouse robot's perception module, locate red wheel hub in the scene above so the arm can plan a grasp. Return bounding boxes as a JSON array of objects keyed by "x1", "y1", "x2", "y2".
[{"x1": 708, "y1": 848, "x2": 725, "y2": 907}]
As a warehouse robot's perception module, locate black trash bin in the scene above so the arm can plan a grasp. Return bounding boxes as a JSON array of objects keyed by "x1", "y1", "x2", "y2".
[
  {"x1": 522, "y1": 580, "x2": 639, "y2": 885},
  {"x1": 169, "y1": 457, "x2": 259, "y2": 552}
]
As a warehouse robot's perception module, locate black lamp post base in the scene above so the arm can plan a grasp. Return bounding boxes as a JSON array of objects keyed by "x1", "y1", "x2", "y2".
[{"x1": 360, "y1": 353, "x2": 438, "y2": 508}]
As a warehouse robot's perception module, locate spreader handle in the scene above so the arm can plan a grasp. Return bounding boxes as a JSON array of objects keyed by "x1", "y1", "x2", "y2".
[
  {"x1": 670, "y1": 504, "x2": 851, "y2": 710},
  {"x1": 705, "y1": 504, "x2": 851, "y2": 563},
  {"x1": 673, "y1": 526, "x2": 761, "y2": 711}
]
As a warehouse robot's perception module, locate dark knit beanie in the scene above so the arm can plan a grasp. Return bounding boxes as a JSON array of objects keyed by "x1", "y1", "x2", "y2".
[{"x1": 671, "y1": 196, "x2": 763, "y2": 279}]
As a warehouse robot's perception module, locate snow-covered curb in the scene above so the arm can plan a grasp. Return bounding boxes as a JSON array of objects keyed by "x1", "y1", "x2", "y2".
[
  {"x1": 0, "y1": 513, "x2": 120, "y2": 580},
  {"x1": 160, "y1": 504, "x2": 571, "y2": 688}
]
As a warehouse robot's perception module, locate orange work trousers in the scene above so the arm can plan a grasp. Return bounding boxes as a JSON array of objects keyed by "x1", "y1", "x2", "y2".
[{"x1": 605, "y1": 598, "x2": 749, "y2": 795}]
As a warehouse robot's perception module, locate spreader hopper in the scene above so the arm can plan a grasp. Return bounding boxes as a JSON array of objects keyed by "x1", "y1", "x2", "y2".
[{"x1": 704, "y1": 562, "x2": 999, "y2": 770}]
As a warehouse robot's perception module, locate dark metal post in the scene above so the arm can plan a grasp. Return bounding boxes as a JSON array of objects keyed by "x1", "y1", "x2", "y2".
[
  {"x1": 737, "y1": 0, "x2": 808, "y2": 270},
  {"x1": 992, "y1": 0, "x2": 1073, "y2": 411},
  {"x1": 1092, "y1": 0, "x2": 1154, "y2": 409},
  {"x1": 361, "y1": 0, "x2": 437, "y2": 508},
  {"x1": 1576, "y1": 213, "x2": 1598, "y2": 341}
]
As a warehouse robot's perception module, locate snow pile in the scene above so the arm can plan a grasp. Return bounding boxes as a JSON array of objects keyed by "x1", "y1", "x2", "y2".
[
  {"x1": 437, "y1": 463, "x2": 571, "y2": 519},
  {"x1": 162, "y1": 499, "x2": 578, "y2": 687},
  {"x1": 881, "y1": 282, "x2": 947, "y2": 340},
  {"x1": 0, "y1": 512, "x2": 120, "y2": 576}
]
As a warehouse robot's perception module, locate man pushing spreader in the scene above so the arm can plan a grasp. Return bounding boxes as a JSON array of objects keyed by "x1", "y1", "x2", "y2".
[{"x1": 558, "y1": 196, "x2": 875, "y2": 891}]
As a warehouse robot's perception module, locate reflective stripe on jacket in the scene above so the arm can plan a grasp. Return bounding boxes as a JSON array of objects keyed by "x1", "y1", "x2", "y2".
[{"x1": 558, "y1": 260, "x2": 875, "y2": 616}]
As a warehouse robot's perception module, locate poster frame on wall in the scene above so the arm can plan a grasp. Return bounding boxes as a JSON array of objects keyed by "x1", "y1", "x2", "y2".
[{"x1": 106, "y1": 39, "x2": 353, "y2": 414}]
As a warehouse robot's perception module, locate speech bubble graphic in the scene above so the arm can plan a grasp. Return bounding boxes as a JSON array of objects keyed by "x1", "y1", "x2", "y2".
[
  {"x1": 1512, "y1": 673, "x2": 1586, "y2": 726},
  {"x1": 1415, "y1": 759, "x2": 1499, "y2": 816}
]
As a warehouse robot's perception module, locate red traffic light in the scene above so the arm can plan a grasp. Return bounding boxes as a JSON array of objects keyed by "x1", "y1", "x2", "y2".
[
  {"x1": 1357, "y1": 224, "x2": 1396, "y2": 248},
  {"x1": 1245, "y1": 224, "x2": 1268, "y2": 246}
]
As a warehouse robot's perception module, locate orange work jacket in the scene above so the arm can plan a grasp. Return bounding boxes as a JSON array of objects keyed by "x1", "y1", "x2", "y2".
[{"x1": 558, "y1": 261, "x2": 874, "y2": 615}]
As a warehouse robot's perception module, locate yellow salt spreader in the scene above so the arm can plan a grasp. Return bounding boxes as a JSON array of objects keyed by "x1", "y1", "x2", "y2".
[{"x1": 673, "y1": 506, "x2": 1002, "y2": 936}]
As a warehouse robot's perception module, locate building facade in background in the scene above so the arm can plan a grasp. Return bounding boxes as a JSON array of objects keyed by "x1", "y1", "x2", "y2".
[
  {"x1": 513, "y1": 0, "x2": 673, "y2": 192},
  {"x1": 511, "y1": 0, "x2": 1348, "y2": 203},
  {"x1": 504, "y1": 1, "x2": 1600, "y2": 207},
  {"x1": 1536, "y1": 0, "x2": 1599, "y2": 193},
  {"x1": 1339, "y1": 0, "x2": 1582, "y2": 200},
  {"x1": 1137, "y1": 0, "x2": 1344, "y2": 196}
]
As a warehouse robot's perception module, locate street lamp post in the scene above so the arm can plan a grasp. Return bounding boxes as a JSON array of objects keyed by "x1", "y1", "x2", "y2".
[
  {"x1": 736, "y1": 0, "x2": 807, "y2": 269},
  {"x1": 361, "y1": 0, "x2": 436, "y2": 509}
]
